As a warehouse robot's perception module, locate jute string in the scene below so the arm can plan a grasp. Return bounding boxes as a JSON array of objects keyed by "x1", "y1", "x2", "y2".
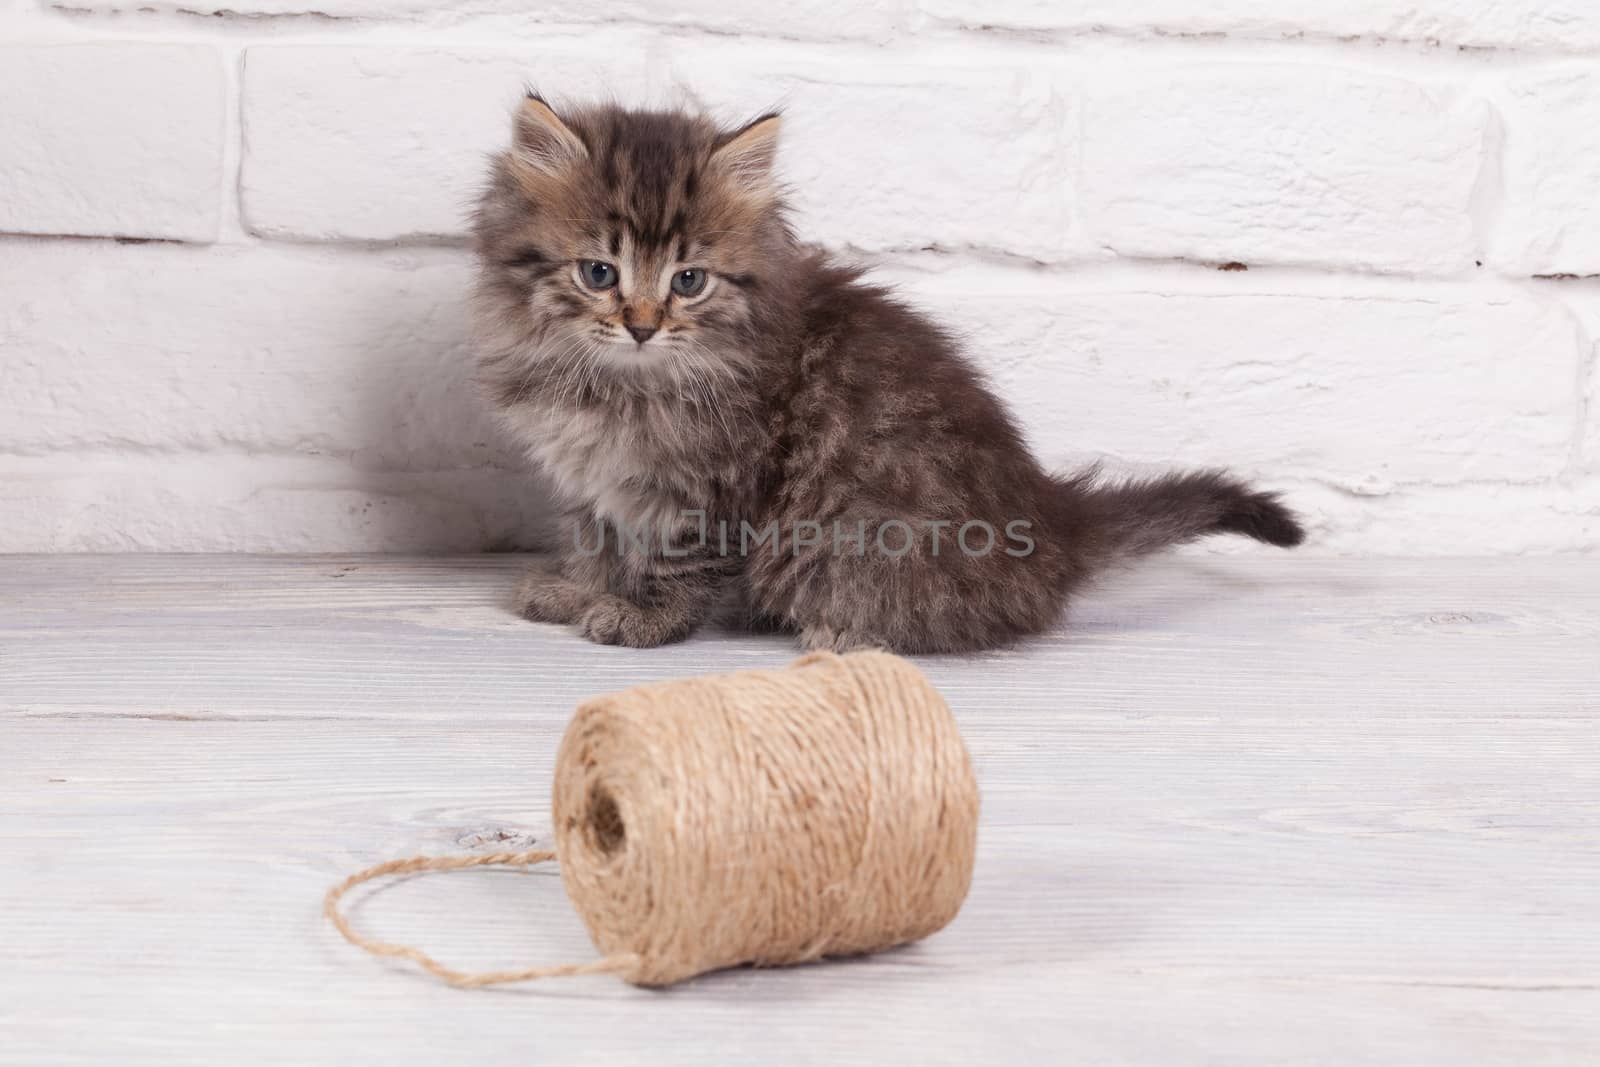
[{"x1": 325, "y1": 650, "x2": 979, "y2": 988}]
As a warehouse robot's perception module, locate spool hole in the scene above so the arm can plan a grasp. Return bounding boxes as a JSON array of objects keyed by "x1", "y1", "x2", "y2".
[{"x1": 585, "y1": 785, "x2": 626, "y2": 858}]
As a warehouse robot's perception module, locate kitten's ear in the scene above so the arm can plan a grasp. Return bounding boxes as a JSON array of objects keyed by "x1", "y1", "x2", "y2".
[
  {"x1": 711, "y1": 112, "x2": 781, "y2": 194},
  {"x1": 512, "y1": 94, "x2": 587, "y2": 176}
]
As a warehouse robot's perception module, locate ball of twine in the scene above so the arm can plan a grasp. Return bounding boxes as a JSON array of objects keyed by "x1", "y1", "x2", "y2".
[{"x1": 325, "y1": 650, "x2": 980, "y2": 988}]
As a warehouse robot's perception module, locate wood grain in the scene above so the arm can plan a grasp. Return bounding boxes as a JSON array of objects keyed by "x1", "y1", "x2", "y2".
[{"x1": 2, "y1": 554, "x2": 1598, "y2": 1065}]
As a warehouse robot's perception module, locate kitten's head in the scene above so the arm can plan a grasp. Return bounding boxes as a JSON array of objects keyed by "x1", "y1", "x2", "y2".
[{"x1": 473, "y1": 96, "x2": 792, "y2": 385}]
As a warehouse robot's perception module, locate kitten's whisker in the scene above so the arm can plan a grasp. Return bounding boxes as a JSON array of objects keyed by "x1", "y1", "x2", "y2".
[
  {"x1": 541, "y1": 335, "x2": 598, "y2": 403},
  {"x1": 673, "y1": 341, "x2": 742, "y2": 446}
]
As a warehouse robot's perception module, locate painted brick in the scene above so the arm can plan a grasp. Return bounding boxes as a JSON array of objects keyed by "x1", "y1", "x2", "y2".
[
  {"x1": 1544, "y1": 288, "x2": 1600, "y2": 475},
  {"x1": 916, "y1": 0, "x2": 1600, "y2": 52},
  {"x1": 662, "y1": 49, "x2": 1075, "y2": 258},
  {"x1": 240, "y1": 45, "x2": 654, "y2": 241},
  {"x1": 0, "y1": 43, "x2": 224, "y2": 242},
  {"x1": 1081, "y1": 64, "x2": 1485, "y2": 274},
  {"x1": 885, "y1": 269, "x2": 1582, "y2": 490},
  {"x1": 1492, "y1": 68, "x2": 1600, "y2": 276},
  {"x1": 0, "y1": 240, "x2": 510, "y2": 469}
]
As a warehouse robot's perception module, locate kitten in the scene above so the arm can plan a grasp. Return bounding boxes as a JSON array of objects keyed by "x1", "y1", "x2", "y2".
[{"x1": 471, "y1": 96, "x2": 1304, "y2": 653}]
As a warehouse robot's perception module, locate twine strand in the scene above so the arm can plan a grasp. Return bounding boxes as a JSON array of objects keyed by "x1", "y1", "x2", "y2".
[{"x1": 322, "y1": 848, "x2": 639, "y2": 987}]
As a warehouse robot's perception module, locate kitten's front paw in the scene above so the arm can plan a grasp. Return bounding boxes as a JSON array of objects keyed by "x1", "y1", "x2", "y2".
[
  {"x1": 514, "y1": 564, "x2": 595, "y2": 624},
  {"x1": 580, "y1": 595, "x2": 692, "y2": 648},
  {"x1": 798, "y1": 623, "x2": 884, "y2": 653}
]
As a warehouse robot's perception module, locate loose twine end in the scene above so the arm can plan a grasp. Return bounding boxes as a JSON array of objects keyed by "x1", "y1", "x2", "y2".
[{"x1": 322, "y1": 848, "x2": 639, "y2": 988}]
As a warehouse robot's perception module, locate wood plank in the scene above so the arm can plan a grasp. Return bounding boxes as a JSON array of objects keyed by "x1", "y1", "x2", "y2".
[
  {"x1": 1, "y1": 555, "x2": 1598, "y2": 1064},
  {"x1": 5, "y1": 555, "x2": 1597, "y2": 723}
]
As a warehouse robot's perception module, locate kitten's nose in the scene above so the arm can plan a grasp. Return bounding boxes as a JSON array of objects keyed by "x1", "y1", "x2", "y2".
[{"x1": 626, "y1": 324, "x2": 658, "y2": 344}]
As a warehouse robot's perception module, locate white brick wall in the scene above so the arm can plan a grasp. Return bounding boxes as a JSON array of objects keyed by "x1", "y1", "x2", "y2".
[
  {"x1": 1080, "y1": 64, "x2": 1485, "y2": 274},
  {"x1": 0, "y1": 42, "x2": 224, "y2": 241},
  {"x1": 1493, "y1": 68, "x2": 1600, "y2": 274},
  {"x1": 1, "y1": 1, "x2": 1596, "y2": 554}
]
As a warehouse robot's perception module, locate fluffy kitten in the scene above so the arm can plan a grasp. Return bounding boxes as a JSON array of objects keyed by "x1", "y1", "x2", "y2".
[{"x1": 471, "y1": 96, "x2": 1304, "y2": 653}]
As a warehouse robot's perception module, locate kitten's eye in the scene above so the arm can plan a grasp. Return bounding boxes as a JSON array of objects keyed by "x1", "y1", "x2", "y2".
[
  {"x1": 671, "y1": 268, "x2": 707, "y2": 297},
  {"x1": 579, "y1": 261, "x2": 618, "y2": 290}
]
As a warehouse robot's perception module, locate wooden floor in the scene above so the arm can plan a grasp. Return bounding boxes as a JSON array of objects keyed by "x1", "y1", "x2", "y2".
[{"x1": 2, "y1": 555, "x2": 1598, "y2": 1065}]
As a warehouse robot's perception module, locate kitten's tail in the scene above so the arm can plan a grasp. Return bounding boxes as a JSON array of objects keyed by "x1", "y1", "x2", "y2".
[{"x1": 1052, "y1": 467, "x2": 1305, "y2": 567}]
